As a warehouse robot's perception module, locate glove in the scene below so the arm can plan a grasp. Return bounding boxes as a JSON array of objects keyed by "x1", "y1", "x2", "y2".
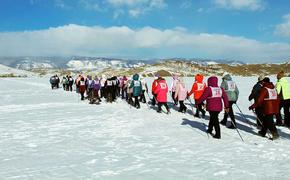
[
  {"x1": 248, "y1": 105, "x2": 254, "y2": 110},
  {"x1": 224, "y1": 108, "x2": 229, "y2": 113}
]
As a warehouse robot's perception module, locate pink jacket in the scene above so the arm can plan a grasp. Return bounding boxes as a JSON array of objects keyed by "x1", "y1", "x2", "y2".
[
  {"x1": 196, "y1": 76, "x2": 229, "y2": 112},
  {"x1": 174, "y1": 81, "x2": 187, "y2": 101},
  {"x1": 154, "y1": 79, "x2": 168, "y2": 103}
]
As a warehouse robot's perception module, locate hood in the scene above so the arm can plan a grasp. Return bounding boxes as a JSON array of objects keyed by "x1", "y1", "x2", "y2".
[
  {"x1": 133, "y1": 74, "x2": 139, "y2": 80},
  {"x1": 159, "y1": 79, "x2": 166, "y2": 83},
  {"x1": 223, "y1": 74, "x2": 232, "y2": 81},
  {"x1": 195, "y1": 74, "x2": 204, "y2": 83},
  {"x1": 263, "y1": 82, "x2": 275, "y2": 89},
  {"x1": 207, "y1": 76, "x2": 218, "y2": 87}
]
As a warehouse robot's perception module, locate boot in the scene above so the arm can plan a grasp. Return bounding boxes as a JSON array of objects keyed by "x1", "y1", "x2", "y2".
[
  {"x1": 272, "y1": 132, "x2": 279, "y2": 140},
  {"x1": 220, "y1": 120, "x2": 227, "y2": 126},
  {"x1": 213, "y1": 134, "x2": 221, "y2": 139},
  {"x1": 258, "y1": 130, "x2": 265, "y2": 137}
]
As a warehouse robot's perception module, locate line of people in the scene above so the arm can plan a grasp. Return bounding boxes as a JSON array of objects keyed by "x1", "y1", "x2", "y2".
[{"x1": 49, "y1": 70, "x2": 289, "y2": 140}]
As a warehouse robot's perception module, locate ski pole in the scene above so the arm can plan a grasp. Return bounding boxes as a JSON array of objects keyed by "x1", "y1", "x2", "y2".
[
  {"x1": 188, "y1": 98, "x2": 209, "y2": 138},
  {"x1": 235, "y1": 104, "x2": 253, "y2": 129},
  {"x1": 229, "y1": 118, "x2": 244, "y2": 142}
]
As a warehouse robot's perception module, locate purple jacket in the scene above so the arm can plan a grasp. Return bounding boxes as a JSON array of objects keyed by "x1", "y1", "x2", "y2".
[{"x1": 196, "y1": 76, "x2": 229, "y2": 112}]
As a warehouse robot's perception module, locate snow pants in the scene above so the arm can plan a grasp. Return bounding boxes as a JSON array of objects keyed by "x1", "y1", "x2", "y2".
[
  {"x1": 222, "y1": 101, "x2": 236, "y2": 125},
  {"x1": 178, "y1": 101, "x2": 186, "y2": 112},
  {"x1": 260, "y1": 114, "x2": 278, "y2": 137},
  {"x1": 208, "y1": 111, "x2": 221, "y2": 138}
]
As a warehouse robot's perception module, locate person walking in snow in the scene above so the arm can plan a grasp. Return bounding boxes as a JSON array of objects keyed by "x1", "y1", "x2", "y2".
[
  {"x1": 170, "y1": 74, "x2": 179, "y2": 105},
  {"x1": 68, "y1": 75, "x2": 74, "y2": 91},
  {"x1": 78, "y1": 77, "x2": 86, "y2": 100},
  {"x1": 86, "y1": 75, "x2": 94, "y2": 101},
  {"x1": 196, "y1": 76, "x2": 229, "y2": 139},
  {"x1": 120, "y1": 76, "x2": 128, "y2": 99},
  {"x1": 100, "y1": 75, "x2": 107, "y2": 99},
  {"x1": 220, "y1": 73, "x2": 239, "y2": 129},
  {"x1": 75, "y1": 75, "x2": 82, "y2": 93},
  {"x1": 61, "y1": 76, "x2": 68, "y2": 90},
  {"x1": 90, "y1": 76, "x2": 101, "y2": 104},
  {"x1": 248, "y1": 75, "x2": 265, "y2": 128},
  {"x1": 249, "y1": 77, "x2": 280, "y2": 139},
  {"x1": 105, "y1": 77, "x2": 114, "y2": 103},
  {"x1": 275, "y1": 71, "x2": 290, "y2": 127},
  {"x1": 49, "y1": 75, "x2": 59, "y2": 89},
  {"x1": 151, "y1": 75, "x2": 159, "y2": 106},
  {"x1": 139, "y1": 76, "x2": 148, "y2": 103},
  {"x1": 154, "y1": 77, "x2": 170, "y2": 114},
  {"x1": 125, "y1": 78, "x2": 134, "y2": 106},
  {"x1": 187, "y1": 73, "x2": 207, "y2": 118},
  {"x1": 130, "y1": 74, "x2": 142, "y2": 109},
  {"x1": 174, "y1": 77, "x2": 187, "y2": 113}
]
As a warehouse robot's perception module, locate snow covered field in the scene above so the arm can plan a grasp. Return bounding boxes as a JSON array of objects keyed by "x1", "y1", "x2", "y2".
[{"x1": 0, "y1": 76, "x2": 290, "y2": 180}]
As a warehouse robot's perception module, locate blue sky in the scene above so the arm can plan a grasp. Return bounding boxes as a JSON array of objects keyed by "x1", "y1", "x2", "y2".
[{"x1": 0, "y1": 0, "x2": 290, "y2": 62}]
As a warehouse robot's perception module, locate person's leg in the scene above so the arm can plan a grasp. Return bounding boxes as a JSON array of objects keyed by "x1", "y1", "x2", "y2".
[
  {"x1": 212, "y1": 111, "x2": 221, "y2": 138},
  {"x1": 208, "y1": 111, "x2": 215, "y2": 134},
  {"x1": 258, "y1": 114, "x2": 267, "y2": 137},
  {"x1": 181, "y1": 101, "x2": 187, "y2": 112},
  {"x1": 134, "y1": 96, "x2": 140, "y2": 108},
  {"x1": 157, "y1": 102, "x2": 162, "y2": 112}
]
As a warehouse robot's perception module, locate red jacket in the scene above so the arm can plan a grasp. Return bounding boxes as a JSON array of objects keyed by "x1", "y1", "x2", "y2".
[
  {"x1": 250, "y1": 82, "x2": 280, "y2": 115},
  {"x1": 78, "y1": 78, "x2": 86, "y2": 93},
  {"x1": 154, "y1": 79, "x2": 168, "y2": 103},
  {"x1": 188, "y1": 74, "x2": 206, "y2": 100},
  {"x1": 152, "y1": 79, "x2": 159, "y2": 94}
]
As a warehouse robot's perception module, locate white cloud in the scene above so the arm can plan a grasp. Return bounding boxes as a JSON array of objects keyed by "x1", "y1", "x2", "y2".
[
  {"x1": 107, "y1": 0, "x2": 148, "y2": 7},
  {"x1": 213, "y1": 0, "x2": 265, "y2": 11},
  {"x1": 106, "y1": 0, "x2": 166, "y2": 18},
  {"x1": 0, "y1": 24, "x2": 289, "y2": 62},
  {"x1": 180, "y1": 1, "x2": 192, "y2": 9},
  {"x1": 129, "y1": 9, "x2": 142, "y2": 18},
  {"x1": 274, "y1": 14, "x2": 290, "y2": 37}
]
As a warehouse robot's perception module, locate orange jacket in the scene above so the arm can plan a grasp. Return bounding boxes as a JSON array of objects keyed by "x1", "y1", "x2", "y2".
[{"x1": 188, "y1": 74, "x2": 206, "y2": 100}]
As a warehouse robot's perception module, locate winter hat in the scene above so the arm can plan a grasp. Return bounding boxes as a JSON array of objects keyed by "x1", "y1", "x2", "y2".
[
  {"x1": 262, "y1": 77, "x2": 270, "y2": 83},
  {"x1": 222, "y1": 72, "x2": 229, "y2": 78},
  {"x1": 277, "y1": 71, "x2": 284, "y2": 80},
  {"x1": 258, "y1": 75, "x2": 265, "y2": 82}
]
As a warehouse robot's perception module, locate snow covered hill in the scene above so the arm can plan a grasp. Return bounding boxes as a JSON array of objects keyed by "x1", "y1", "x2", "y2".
[
  {"x1": 0, "y1": 76, "x2": 290, "y2": 179},
  {"x1": 0, "y1": 64, "x2": 35, "y2": 77},
  {"x1": 66, "y1": 59, "x2": 145, "y2": 71},
  {"x1": 0, "y1": 56, "x2": 289, "y2": 77}
]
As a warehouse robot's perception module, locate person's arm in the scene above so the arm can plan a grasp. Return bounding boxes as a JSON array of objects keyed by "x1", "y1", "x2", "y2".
[
  {"x1": 235, "y1": 84, "x2": 239, "y2": 102},
  {"x1": 221, "y1": 88, "x2": 229, "y2": 109},
  {"x1": 187, "y1": 83, "x2": 196, "y2": 97},
  {"x1": 174, "y1": 84, "x2": 179, "y2": 99},
  {"x1": 249, "y1": 88, "x2": 266, "y2": 110},
  {"x1": 196, "y1": 87, "x2": 210, "y2": 104},
  {"x1": 276, "y1": 82, "x2": 282, "y2": 96}
]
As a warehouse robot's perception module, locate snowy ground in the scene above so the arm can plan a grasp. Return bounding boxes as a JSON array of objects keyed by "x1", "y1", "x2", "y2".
[{"x1": 0, "y1": 76, "x2": 290, "y2": 180}]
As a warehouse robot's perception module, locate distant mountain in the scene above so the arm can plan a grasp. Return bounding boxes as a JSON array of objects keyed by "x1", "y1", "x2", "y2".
[
  {"x1": 0, "y1": 64, "x2": 35, "y2": 77},
  {"x1": 0, "y1": 56, "x2": 288, "y2": 77}
]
